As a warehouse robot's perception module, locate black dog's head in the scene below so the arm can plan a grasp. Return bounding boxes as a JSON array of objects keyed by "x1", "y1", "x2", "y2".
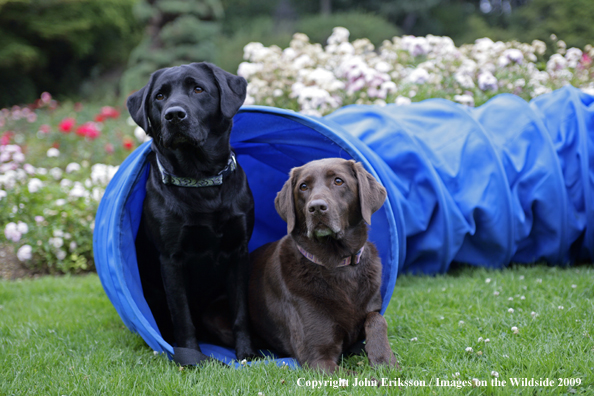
[{"x1": 126, "y1": 63, "x2": 247, "y2": 151}]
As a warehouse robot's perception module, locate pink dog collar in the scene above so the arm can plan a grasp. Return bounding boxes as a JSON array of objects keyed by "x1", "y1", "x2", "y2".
[{"x1": 296, "y1": 244, "x2": 364, "y2": 267}]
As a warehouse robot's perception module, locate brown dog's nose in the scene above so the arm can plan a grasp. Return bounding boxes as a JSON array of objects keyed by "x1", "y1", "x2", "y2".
[
  {"x1": 308, "y1": 199, "x2": 328, "y2": 214},
  {"x1": 164, "y1": 106, "x2": 187, "y2": 123}
]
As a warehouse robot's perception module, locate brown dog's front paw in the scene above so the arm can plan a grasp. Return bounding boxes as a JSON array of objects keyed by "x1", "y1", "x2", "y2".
[{"x1": 367, "y1": 348, "x2": 399, "y2": 369}]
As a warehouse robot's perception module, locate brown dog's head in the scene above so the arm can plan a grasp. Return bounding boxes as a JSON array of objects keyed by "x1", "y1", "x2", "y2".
[
  {"x1": 275, "y1": 158, "x2": 387, "y2": 240},
  {"x1": 126, "y1": 62, "x2": 247, "y2": 151}
]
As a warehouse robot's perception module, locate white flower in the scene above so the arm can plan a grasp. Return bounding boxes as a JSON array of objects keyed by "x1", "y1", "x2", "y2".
[
  {"x1": 485, "y1": 278, "x2": 491, "y2": 283},
  {"x1": 23, "y1": 164, "x2": 35, "y2": 174},
  {"x1": 531, "y1": 311, "x2": 537, "y2": 317},
  {"x1": 16, "y1": 245, "x2": 32, "y2": 261},
  {"x1": 55, "y1": 199, "x2": 66, "y2": 206},
  {"x1": 395, "y1": 96, "x2": 411, "y2": 106},
  {"x1": 65, "y1": 163, "x2": 81, "y2": 173},
  {"x1": 35, "y1": 216, "x2": 44, "y2": 223},
  {"x1": 565, "y1": 48, "x2": 583, "y2": 68},
  {"x1": 572, "y1": 284, "x2": 577, "y2": 289},
  {"x1": 511, "y1": 326, "x2": 519, "y2": 334},
  {"x1": 465, "y1": 347, "x2": 473, "y2": 353},
  {"x1": 90, "y1": 164, "x2": 119, "y2": 186},
  {"x1": 478, "y1": 71, "x2": 498, "y2": 91},
  {"x1": 459, "y1": 320, "x2": 465, "y2": 326},
  {"x1": 508, "y1": 308, "x2": 515, "y2": 313},
  {"x1": 69, "y1": 182, "x2": 88, "y2": 198},
  {"x1": 478, "y1": 337, "x2": 484, "y2": 342},
  {"x1": 327, "y1": 27, "x2": 350, "y2": 45},
  {"x1": 69, "y1": 241, "x2": 77, "y2": 251},
  {"x1": 0, "y1": 190, "x2": 6, "y2": 200},
  {"x1": 454, "y1": 94, "x2": 474, "y2": 107},
  {"x1": 494, "y1": 291, "x2": 500, "y2": 296},
  {"x1": 49, "y1": 237, "x2": 64, "y2": 249},
  {"x1": 134, "y1": 126, "x2": 151, "y2": 143},
  {"x1": 49, "y1": 167, "x2": 63, "y2": 180},
  {"x1": 27, "y1": 178, "x2": 43, "y2": 193},
  {"x1": 546, "y1": 54, "x2": 567, "y2": 72},
  {"x1": 408, "y1": 67, "x2": 430, "y2": 84},
  {"x1": 53, "y1": 229, "x2": 64, "y2": 237},
  {"x1": 558, "y1": 305, "x2": 564, "y2": 310},
  {"x1": 46, "y1": 148, "x2": 60, "y2": 157},
  {"x1": 455, "y1": 73, "x2": 475, "y2": 89},
  {"x1": 4, "y1": 222, "x2": 21, "y2": 242},
  {"x1": 15, "y1": 222, "x2": 28, "y2": 234},
  {"x1": 402, "y1": 36, "x2": 430, "y2": 57},
  {"x1": 12, "y1": 152, "x2": 25, "y2": 163},
  {"x1": 410, "y1": 337, "x2": 418, "y2": 342},
  {"x1": 60, "y1": 179, "x2": 73, "y2": 189},
  {"x1": 491, "y1": 371, "x2": 499, "y2": 378},
  {"x1": 56, "y1": 250, "x2": 67, "y2": 260},
  {"x1": 484, "y1": 338, "x2": 490, "y2": 343}
]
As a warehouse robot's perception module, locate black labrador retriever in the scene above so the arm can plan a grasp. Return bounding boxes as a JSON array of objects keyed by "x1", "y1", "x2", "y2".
[
  {"x1": 127, "y1": 62, "x2": 255, "y2": 366},
  {"x1": 249, "y1": 158, "x2": 398, "y2": 373}
]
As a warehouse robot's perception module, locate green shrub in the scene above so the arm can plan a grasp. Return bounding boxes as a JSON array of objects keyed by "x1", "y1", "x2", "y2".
[
  {"x1": 295, "y1": 11, "x2": 400, "y2": 47},
  {"x1": 0, "y1": 0, "x2": 142, "y2": 107}
]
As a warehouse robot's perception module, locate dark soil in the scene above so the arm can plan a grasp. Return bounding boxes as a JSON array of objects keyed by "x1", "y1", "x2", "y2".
[{"x1": 0, "y1": 244, "x2": 46, "y2": 280}]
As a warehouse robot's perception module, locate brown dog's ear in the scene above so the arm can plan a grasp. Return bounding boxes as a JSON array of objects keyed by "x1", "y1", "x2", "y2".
[
  {"x1": 126, "y1": 69, "x2": 165, "y2": 137},
  {"x1": 275, "y1": 168, "x2": 299, "y2": 234},
  {"x1": 198, "y1": 62, "x2": 247, "y2": 119},
  {"x1": 352, "y1": 161, "x2": 387, "y2": 225}
]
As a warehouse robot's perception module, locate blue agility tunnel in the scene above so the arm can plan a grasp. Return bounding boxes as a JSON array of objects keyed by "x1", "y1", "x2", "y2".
[{"x1": 94, "y1": 85, "x2": 594, "y2": 365}]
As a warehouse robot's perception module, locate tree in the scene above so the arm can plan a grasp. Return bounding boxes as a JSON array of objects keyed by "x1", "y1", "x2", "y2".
[
  {"x1": 120, "y1": 0, "x2": 225, "y2": 95},
  {"x1": 0, "y1": 0, "x2": 141, "y2": 106}
]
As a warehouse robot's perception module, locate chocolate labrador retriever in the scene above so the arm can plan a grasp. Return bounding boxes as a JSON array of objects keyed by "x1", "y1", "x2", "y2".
[
  {"x1": 127, "y1": 62, "x2": 255, "y2": 366},
  {"x1": 248, "y1": 158, "x2": 398, "y2": 373}
]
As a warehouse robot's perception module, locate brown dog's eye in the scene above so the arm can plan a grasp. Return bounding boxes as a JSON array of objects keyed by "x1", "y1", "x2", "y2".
[
  {"x1": 155, "y1": 93, "x2": 165, "y2": 101},
  {"x1": 299, "y1": 183, "x2": 308, "y2": 191},
  {"x1": 334, "y1": 178, "x2": 344, "y2": 186},
  {"x1": 194, "y1": 87, "x2": 204, "y2": 94}
]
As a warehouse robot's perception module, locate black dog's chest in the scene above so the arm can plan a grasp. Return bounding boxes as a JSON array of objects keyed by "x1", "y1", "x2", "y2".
[{"x1": 174, "y1": 214, "x2": 246, "y2": 255}]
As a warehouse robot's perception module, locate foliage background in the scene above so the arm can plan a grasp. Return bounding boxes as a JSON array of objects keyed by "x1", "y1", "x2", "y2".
[{"x1": 1, "y1": 0, "x2": 594, "y2": 106}]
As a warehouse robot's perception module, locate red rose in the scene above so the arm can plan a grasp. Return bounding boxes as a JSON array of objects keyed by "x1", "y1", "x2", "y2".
[
  {"x1": 58, "y1": 117, "x2": 76, "y2": 133},
  {"x1": 76, "y1": 122, "x2": 101, "y2": 140},
  {"x1": 123, "y1": 137, "x2": 134, "y2": 150}
]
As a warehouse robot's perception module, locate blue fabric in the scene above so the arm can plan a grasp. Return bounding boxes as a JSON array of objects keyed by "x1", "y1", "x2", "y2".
[{"x1": 94, "y1": 85, "x2": 594, "y2": 366}]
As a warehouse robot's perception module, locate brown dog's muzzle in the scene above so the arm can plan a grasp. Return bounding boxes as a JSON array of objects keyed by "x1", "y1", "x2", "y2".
[{"x1": 305, "y1": 194, "x2": 343, "y2": 239}]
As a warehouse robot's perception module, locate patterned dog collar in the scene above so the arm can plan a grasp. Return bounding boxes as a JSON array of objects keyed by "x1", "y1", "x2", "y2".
[
  {"x1": 296, "y1": 244, "x2": 364, "y2": 267},
  {"x1": 156, "y1": 153, "x2": 237, "y2": 187}
]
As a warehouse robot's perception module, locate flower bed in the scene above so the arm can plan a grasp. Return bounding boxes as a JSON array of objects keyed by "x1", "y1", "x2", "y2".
[
  {"x1": 239, "y1": 28, "x2": 594, "y2": 116},
  {"x1": 0, "y1": 94, "x2": 148, "y2": 273},
  {"x1": 2, "y1": 28, "x2": 594, "y2": 273}
]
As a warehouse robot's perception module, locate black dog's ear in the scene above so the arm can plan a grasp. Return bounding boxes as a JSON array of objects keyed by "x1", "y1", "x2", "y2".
[
  {"x1": 126, "y1": 69, "x2": 165, "y2": 137},
  {"x1": 198, "y1": 62, "x2": 247, "y2": 119},
  {"x1": 351, "y1": 161, "x2": 387, "y2": 225},
  {"x1": 275, "y1": 167, "x2": 300, "y2": 234}
]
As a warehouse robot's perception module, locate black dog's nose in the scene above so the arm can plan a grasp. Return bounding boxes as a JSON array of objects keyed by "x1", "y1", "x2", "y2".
[
  {"x1": 164, "y1": 106, "x2": 187, "y2": 123},
  {"x1": 308, "y1": 199, "x2": 328, "y2": 214}
]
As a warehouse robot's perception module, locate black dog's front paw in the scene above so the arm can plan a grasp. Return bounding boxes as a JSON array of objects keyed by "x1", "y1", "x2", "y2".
[
  {"x1": 173, "y1": 347, "x2": 226, "y2": 367},
  {"x1": 235, "y1": 344, "x2": 259, "y2": 362}
]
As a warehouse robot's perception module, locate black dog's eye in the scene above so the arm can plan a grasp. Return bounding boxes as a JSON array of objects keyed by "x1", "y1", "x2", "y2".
[
  {"x1": 299, "y1": 183, "x2": 308, "y2": 191},
  {"x1": 194, "y1": 86, "x2": 204, "y2": 94},
  {"x1": 155, "y1": 93, "x2": 165, "y2": 101},
  {"x1": 334, "y1": 178, "x2": 344, "y2": 186}
]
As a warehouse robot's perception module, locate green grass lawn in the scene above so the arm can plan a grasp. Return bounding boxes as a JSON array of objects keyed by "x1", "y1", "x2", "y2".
[{"x1": 1, "y1": 265, "x2": 593, "y2": 395}]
